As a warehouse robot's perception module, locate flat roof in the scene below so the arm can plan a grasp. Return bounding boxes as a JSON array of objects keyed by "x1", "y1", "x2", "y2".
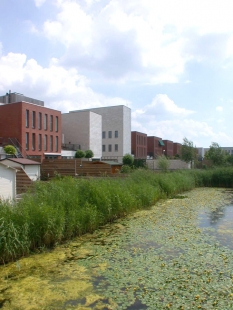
[{"x1": 6, "y1": 158, "x2": 41, "y2": 165}]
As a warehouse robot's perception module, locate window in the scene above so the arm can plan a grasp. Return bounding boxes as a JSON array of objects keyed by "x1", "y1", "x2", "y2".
[
  {"x1": 55, "y1": 136, "x2": 58, "y2": 152},
  {"x1": 115, "y1": 144, "x2": 118, "y2": 152},
  {"x1": 38, "y1": 134, "x2": 42, "y2": 151},
  {"x1": 55, "y1": 116, "x2": 58, "y2": 132},
  {"x1": 38, "y1": 112, "x2": 42, "y2": 130},
  {"x1": 108, "y1": 144, "x2": 112, "y2": 152},
  {"x1": 102, "y1": 131, "x2": 106, "y2": 139},
  {"x1": 102, "y1": 145, "x2": 106, "y2": 152},
  {"x1": 32, "y1": 133, "x2": 35, "y2": 150},
  {"x1": 44, "y1": 135, "x2": 47, "y2": 151},
  {"x1": 108, "y1": 131, "x2": 112, "y2": 138},
  {"x1": 50, "y1": 136, "x2": 53, "y2": 151},
  {"x1": 115, "y1": 130, "x2": 118, "y2": 138},
  {"x1": 26, "y1": 132, "x2": 29, "y2": 150},
  {"x1": 44, "y1": 114, "x2": 47, "y2": 130},
  {"x1": 32, "y1": 111, "x2": 36, "y2": 128},
  {"x1": 50, "y1": 115, "x2": 53, "y2": 131},
  {"x1": 26, "y1": 110, "x2": 29, "y2": 128}
]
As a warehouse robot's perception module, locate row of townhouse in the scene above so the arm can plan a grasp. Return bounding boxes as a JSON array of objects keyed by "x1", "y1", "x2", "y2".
[
  {"x1": 0, "y1": 91, "x2": 181, "y2": 163},
  {"x1": 131, "y1": 131, "x2": 182, "y2": 159}
]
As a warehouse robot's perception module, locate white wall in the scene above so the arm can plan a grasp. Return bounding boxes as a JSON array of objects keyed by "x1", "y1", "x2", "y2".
[
  {"x1": 0, "y1": 164, "x2": 16, "y2": 200},
  {"x1": 2, "y1": 160, "x2": 40, "y2": 181},
  {"x1": 62, "y1": 111, "x2": 102, "y2": 158}
]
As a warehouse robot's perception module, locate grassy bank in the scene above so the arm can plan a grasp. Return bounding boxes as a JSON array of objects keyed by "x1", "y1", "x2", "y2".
[{"x1": 1, "y1": 167, "x2": 233, "y2": 263}]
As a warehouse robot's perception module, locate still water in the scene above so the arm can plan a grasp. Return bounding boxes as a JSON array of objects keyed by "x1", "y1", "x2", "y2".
[{"x1": 1, "y1": 188, "x2": 233, "y2": 310}]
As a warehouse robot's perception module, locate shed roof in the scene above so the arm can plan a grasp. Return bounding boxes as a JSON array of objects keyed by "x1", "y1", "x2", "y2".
[{"x1": 5, "y1": 158, "x2": 41, "y2": 165}]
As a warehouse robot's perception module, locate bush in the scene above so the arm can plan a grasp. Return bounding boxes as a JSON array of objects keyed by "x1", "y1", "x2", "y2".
[
  {"x1": 157, "y1": 155, "x2": 170, "y2": 172},
  {"x1": 75, "y1": 150, "x2": 86, "y2": 158},
  {"x1": 85, "y1": 150, "x2": 94, "y2": 159},
  {"x1": 4, "y1": 145, "x2": 16, "y2": 155},
  {"x1": 122, "y1": 154, "x2": 134, "y2": 166}
]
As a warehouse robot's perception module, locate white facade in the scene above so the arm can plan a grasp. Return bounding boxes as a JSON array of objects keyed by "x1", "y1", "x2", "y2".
[
  {"x1": 0, "y1": 163, "x2": 17, "y2": 200},
  {"x1": 0, "y1": 147, "x2": 6, "y2": 159},
  {"x1": 62, "y1": 111, "x2": 102, "y2": 159},
  {"x1": 70, "y1": 105, "x2": 131, "y2": 163}
]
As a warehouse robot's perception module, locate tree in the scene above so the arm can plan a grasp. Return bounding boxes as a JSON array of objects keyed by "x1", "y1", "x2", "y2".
[
  {"x1": 204, "y1": 142, "x2": 225, "y2": 166},
  {"x1": 75, "y1": 150, "x2": 86, "y2": 158},
  {"x1": 85, "y1": 150, "x2": 94, "y2": 160},
  {"x1": 157, "y1": 155, "x2": 170, "y2": 172},
  {"x1": 4, "y1": 145, "x2": 16, "y2": 155},
  {"x1": 180, "y1": 137, "x2": 196, "y2": 168},
  {"x1": 122, "y1": 153, "x2": 134, "y2": 166}
]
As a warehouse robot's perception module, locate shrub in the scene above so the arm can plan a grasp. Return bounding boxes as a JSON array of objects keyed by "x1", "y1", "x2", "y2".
[
  {"x1": 122, "y1": 154, "x2": 134, "y2": 166},
  {"x1": 4, "y1": 145, "x2": 16, "y2": 155},
  {"x1": 157, "y1": 155, "x2": 170, "y2": 172},
  {"x1": 85, "y1": 150, "x2": 94, "y2": 159},
  {"x1": 75, "y1": 150, "x2": 86, "y2": 158}
]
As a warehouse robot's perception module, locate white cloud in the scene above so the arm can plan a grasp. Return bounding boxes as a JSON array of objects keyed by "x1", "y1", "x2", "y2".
[
  {"x1": 216, "y1": 106, "x2": 223, "y2": 112},
  {"x1": 32, "y1": 0, "x2": 233, "y2": 84},
  {"x1": 34, "y1": 0, "x2": 47, "y2": 7},
  {"x1": 0, "y1": 51, "x2": 130, "y2": 112}
]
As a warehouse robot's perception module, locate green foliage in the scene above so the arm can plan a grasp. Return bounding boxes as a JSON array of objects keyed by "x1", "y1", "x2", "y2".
[
  {"x1": 226, "y1": 154, "x2": 233, "y2": 166},
  {"x1": 133, "y1": 158, "x2": 147, "y2": 169},
  {"x1": 157, "y1": 155, "x2": 170, "y2": 172},
  {"x1": 180, "y1": 137, "x2": 196, "y2": 167},
  {"x1": 204, "y1": 142, "x2": 226, "y2": 166},
  {"x1": 122, "y1": 153, "x2": 134, "y2": 166},
  {"x1": 75, "y1": 149, "x2": 86, "y2": 158},
  {"x1": 85, "y1": 149, "x2": 94, "y2": 159},
  {"x1": 1, "y1": 167, "x2": 233, "y2": 262},
  {"x1": 4, "y1": 145, "x2": 17, "y2": 155},
  {"x1": 120, "y1": 165, "x2": 133, "y2": 173}
]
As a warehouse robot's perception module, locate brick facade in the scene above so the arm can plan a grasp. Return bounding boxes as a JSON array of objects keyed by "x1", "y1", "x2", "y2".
[
  {"x1": 173, "y1": 142, "x2": 182, "y2": 156},
  {"x1": 0, "y1": 102, "x2": 61, "y2": 161},
  {"x1": 163, "y1": 140, "x2": 174, "y2": 157},
  {"x1": 131, "y1": 131, "x2": 147, "y2": 159},
  {"x1": 147, "y1": 136, "x2": 164, "y2": 158}
]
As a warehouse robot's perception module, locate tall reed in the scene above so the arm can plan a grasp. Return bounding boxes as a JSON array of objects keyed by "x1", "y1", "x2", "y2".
[{"x1": 1, "y1": 167, "x2": 233, "y2": 263}]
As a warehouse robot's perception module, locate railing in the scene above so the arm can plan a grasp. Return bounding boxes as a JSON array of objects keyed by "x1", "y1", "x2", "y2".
[
  {"x1": 0, "y1": 137, "x2": 28, "y2": 158},
  {"x1": 62, "y1": 143, "x2": 81, "y2": 151}
]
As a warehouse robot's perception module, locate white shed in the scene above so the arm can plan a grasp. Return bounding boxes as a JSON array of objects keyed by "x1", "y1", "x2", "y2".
[
  {"x1": 2, "y1": 158, "x2": 41, "y2": 181},
  {"x1": 0, "y1": 162, "x2": 17, "y2": 200}
]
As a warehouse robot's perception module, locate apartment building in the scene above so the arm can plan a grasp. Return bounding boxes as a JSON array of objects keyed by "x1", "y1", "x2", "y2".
[
  {"x1": 131, "y1": 131, "x2": 147, "y2": 159},
  {"x1": 0, "y1": 93, "x2": 61, "y2": 161},
  {"x1": 147, "y1": 136, "x2": 164, "y2": 158},
  {"x1": 163, "y1": 140, "x2": 174, "y2": 157},
  {"x1": 173, "y1": 142, "x2": 182, "y2": 157},
  {"x1": 62, "y1": 110, "x2": 102, "y2": 159},
  {"x1": 68, "y1": 105, "x2": 131, "y2": 162}
]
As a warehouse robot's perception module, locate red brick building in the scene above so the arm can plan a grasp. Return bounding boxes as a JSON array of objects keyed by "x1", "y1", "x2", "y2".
[
  {"x1": 173, "y1": 142, "x2": 182, "y2": 157},
  {"x1": 163, "y1": 140, "x2": 174, "y2": 157},
  {"x1": 0, "y1": 101, "x2": 61, "y2": 161},
  {"x1": 147, "y1": 136, "x2": 164, "y2": 158},
  {"x1": 131, "y1": 131, "x2": 147, "y2": 159}
]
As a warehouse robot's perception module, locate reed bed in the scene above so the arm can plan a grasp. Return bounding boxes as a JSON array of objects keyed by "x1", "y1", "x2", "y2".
[{"x1": 1, "y1": 167, "x2": 233, "y2": 263}]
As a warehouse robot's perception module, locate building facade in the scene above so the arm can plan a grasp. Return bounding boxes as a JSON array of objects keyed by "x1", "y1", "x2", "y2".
[
  {"x1": 131, "y1": 131, "x2": 147, "y2": 159},
  {"x1": 0, "y1": 101, "x2": 62, "y2": 161},
  {"x1": 147, "y1": 136, "x2": 164, "y2": 158},
  {"x1": 69, "y1": 105, "x2": 131, "y2": 162},
  {"x1": 173, "y1": 142, "x2": 182, "y2": 157},
  {"x1": 62, "y1": 111, "x2": 102, "y2": 159},
  {"x1": 163, "y1": 140, "x2": 174, "y2": 157}
]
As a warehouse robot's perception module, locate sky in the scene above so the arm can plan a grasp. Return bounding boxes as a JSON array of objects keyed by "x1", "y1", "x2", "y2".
[{"x1": 0, "y1": 0, "x2": 233, "y2": 147}]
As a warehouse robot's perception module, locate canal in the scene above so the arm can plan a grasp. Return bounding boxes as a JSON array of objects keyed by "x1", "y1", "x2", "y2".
[{"x1": 0, "y1": 188, "x2": 233, "y2": 309}]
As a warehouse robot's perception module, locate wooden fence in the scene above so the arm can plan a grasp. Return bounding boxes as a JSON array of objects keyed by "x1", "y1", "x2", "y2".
[{"x1": 41, "y1": 159, "x2": 112, "y2": 179}]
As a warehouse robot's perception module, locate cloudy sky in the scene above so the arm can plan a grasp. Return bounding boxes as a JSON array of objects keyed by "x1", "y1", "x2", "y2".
[{"x1": 1, "y1": 0, "x2": 233, "y2": 147}]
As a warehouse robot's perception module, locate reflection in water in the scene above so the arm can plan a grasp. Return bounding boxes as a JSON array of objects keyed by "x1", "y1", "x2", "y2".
[{"x1": 199, "y1": 204, "x2": 233, "y2": 249}]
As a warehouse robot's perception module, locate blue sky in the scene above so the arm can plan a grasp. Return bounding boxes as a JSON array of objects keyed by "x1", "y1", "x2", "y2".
[{"x1": 1, "y1": 0, "x2": 233, "y2": 147}]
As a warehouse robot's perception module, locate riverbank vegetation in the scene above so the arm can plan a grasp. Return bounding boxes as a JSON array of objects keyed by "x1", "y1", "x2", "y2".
[{"x1": 1, "y1": 167, "x2": 233, "y2": 263}]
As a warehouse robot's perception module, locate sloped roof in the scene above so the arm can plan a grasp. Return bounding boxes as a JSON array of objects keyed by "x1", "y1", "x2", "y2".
[{"x1": 6, "y1": 158, "x2": 41, "y2": 165}]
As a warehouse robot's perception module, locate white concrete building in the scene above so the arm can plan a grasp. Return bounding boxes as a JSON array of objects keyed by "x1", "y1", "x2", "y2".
[
  {"x1": 68, "y1": 105, "x2": 131, "y2": 162},
  {"x1": 0, "y1": 162, "x2": 17, "y2": 200},
  {"x1": 62, "y1": 110, "x2": 102, "y2": 159}
]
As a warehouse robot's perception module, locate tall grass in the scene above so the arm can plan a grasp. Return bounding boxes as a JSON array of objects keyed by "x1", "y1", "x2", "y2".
[{"x1": 1, "y1": 167, "x2": 233, "y2": 263}]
